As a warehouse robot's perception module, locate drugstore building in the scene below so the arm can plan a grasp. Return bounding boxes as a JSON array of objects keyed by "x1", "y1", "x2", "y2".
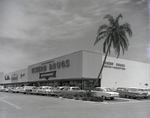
[{"x1": 0, "y1": 50, "x2": 150, "y2": 89}]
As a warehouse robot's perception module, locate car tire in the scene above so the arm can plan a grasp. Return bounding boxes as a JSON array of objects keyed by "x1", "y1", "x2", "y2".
[
  {"x1": 102, "y1": 96, "x2": 106, "y2": 100},
  {"x1": 125, "y1": 95, "x2": 130, "y2": 98},
  {"x1": 110, "y1": 97, "x2": 114, "y2": 100}
]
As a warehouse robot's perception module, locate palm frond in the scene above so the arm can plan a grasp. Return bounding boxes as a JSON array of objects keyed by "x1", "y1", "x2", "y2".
[
  {"x1": 94, "y1": 31, "x2": 108, "y2": 45},
  {"x1": 95, "y1": 14, "x2": 132, "y2": 58},
  {"x1": 120, "y1": 23, "x2": 133, "y2": 37},
  {"x1": 97, "y1": 24, "x2": 108, "y2": 34},
  {"x1": 115, "y1": 14, "x2": 123, "y2": 25},
  {"x1": 103, "y1": 14, "x2": 115, "y2": 25}
]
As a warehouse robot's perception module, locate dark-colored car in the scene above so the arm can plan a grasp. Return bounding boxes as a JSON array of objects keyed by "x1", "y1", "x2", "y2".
[
  {"x1": 128, "y1": 87, "x2": 148, "y2": 99},
  {"x1": 115, "y1": 87, "x2": 147, "y2": 99}
]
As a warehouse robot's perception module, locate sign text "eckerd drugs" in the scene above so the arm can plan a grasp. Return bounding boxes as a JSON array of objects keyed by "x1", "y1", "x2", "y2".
[{"x1": 31, "y1": 59, "x2": 70, "y2": 74}]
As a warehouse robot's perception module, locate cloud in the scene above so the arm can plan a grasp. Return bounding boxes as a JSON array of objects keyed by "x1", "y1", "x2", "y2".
[
  {"x1": 0, "y1": 0, "x2": 149, "y2": 73},
  {"x1": 115, "y1": 0, "x2": 131, "y2": 5}
]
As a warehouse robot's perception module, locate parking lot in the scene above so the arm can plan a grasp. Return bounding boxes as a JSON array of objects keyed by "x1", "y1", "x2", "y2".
[{"x1": 0, "y1": 92, "x2": 150, "y2": 118}]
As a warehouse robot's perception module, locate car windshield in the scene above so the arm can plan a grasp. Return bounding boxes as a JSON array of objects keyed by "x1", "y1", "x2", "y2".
[{"x1": 103, "y1": 88, "x2": 112, "y2": 92}]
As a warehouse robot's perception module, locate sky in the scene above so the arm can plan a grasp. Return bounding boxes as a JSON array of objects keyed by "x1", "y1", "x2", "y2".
[{"x1": 0, "y1": 0, "x2": 149, "y2": 73}]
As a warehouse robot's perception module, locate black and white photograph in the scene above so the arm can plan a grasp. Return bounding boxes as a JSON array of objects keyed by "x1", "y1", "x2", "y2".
[{"x1": 0, "y1": 0, "x2": 150, "y2": 118}]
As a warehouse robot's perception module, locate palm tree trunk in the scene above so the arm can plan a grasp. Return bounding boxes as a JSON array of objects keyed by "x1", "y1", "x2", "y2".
[{"x1": 92, "y1": 40, "x2": 112, "y2": 88}]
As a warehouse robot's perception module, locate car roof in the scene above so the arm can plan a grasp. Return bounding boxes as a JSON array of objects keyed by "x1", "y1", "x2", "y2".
[{"x1": 95, "y1": 87, "x2": 111, "y2": 89}]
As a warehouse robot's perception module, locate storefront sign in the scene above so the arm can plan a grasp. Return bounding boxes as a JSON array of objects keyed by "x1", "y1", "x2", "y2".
[
  {"x1": 39, "y1": 71, "x2": 56, "y2": 79},
  {"x1": 5, "y1": 75, "x2": 10, "y2": 80},
  {"x1": 32, "y1": 59, "x2": 70, "y2": 74},
  {"x1": 11, "y1": 73, "x2": 18, "y2": 80},
  {"x1": 20, "y1": 73, "x2": 25, "y2": 79},
  {"x1": 104, "y1": 61, "x2": 126, "y2": 70}
]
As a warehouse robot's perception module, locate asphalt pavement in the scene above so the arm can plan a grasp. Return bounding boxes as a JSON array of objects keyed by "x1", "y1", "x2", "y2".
[{"x1": 0, "y1": 92, "x2": 150, "y2": 118}]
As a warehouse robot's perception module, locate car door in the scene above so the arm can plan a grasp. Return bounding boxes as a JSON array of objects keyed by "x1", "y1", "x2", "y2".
[{"x1": 93, "y1": 88, "x2": 104, "y2": 97}]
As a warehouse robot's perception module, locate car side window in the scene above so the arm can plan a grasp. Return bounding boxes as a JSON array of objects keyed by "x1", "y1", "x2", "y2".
[
  {"x1": 63, "y1": 88, "x2": 69, "y2": 90},
  {"x1": 97, "y1": 88, "x2": 102, "y2": 91},
  {"x1": 94, "y1": 88, "x2": 102, "y2": 91},
  {"x1": 122, "y1": 89, "x2": 128, "y2": 92},
  {"x1": 94, "y1": 88, "x2": 98, "y2": 91},
  {"x1": 117, "y1": 88, "x2": 122, "y2": 91},
  {"x1": 99, "y1": 89, "x2": 103, "y2": 91}
]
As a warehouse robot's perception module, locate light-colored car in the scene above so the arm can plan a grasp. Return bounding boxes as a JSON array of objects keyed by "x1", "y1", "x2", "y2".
[
  {"x1": 31, "y1": 87, "x2": 40, "y2": 95},
  {"x1": 19, "y1": 86, "x2": 36, "y2": 94},
  {"x1": 0, "y1": 86, "x2": 5, "y2": 92},
  {"x1": 50, "y1": 86, "x2": 66, "y2": 96},
  {"x1": 8, "y1": 87, "x2": 15, "y2": 92},
  {"x1": 4, "y1": 87, "x2": 9, "y2": 92},
  {"x1": 129, "y1": 87, "x2": 148, "y2": 99},
  {"x1": 13, "y1": 87, "x2": 23, "y2": 93},
  {"x1": 92, "y1": 87, "x2": 119, "y2": 100},
  {"x1": 36, "y1": 86, "x2": 51, "y2": 95},
  {"x1": 44, "y1": 86, "x2": 54, "y2": 95},
  {"x1": 142, "y1": 88, "x2": 150, "y2": 97}
]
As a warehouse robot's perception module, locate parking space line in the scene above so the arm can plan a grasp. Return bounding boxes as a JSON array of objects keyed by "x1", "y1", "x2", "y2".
[{"x1": 0, "y1": 96, "x2": 22, "y2": 110}]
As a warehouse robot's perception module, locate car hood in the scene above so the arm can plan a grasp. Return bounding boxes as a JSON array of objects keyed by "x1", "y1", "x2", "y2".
[{"x1": 106, "y1": 92, "x2": 119, "y2": 95}]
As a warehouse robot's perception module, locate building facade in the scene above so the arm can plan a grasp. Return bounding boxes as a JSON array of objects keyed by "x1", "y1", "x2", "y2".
[
  {"x1": 28, "y1": 50, "x2": 102, "y2": 88},
  {"x1": 2, "y1": 68, "x2": 28, "y2": 87},
  {"x1": 102, "y1": 57, "x2": 150, "y2": 89},
  {"x1": 0, "y1": 50, "x2": 150, "y2": 89}
]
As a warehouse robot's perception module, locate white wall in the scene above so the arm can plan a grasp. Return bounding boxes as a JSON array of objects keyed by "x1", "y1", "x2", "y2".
[
  {"x1": 102, "y1": 57, "x2": 150, "y2": 89},
  {"x1": 82, "y1": 51, "x2": 102, "y2": 78},
  {"x1": 0, "y1": 72, "x2": 4, "y2": 84}
]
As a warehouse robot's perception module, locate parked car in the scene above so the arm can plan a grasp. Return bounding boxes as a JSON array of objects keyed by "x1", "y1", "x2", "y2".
[
  {"x1": 13, "y1": 87, "x2": 23, "y2": 93},
  {"x1": 31, "y1": 86, "x2": 40, "y2": 95},
  {"x1": 50, "y1": 86, "x2": 66, "y2": 96},
  {"x1": 115, "y1": 87, "x2": 147, "y2": 99},
  {"x1": 60, "y1": 86, "x2": 86, "y2": 97},
  {"x1": 8, "y1": 87, "x2": 15, "y2": 92},
  {"x1": 142, "y1": 88, "x2": 150, "y2": 97},
  {"x1": 4, "y1": 87, "x2": 9, "y2": 92},
  {"x1": 0, "y1": 86, "x2": 5, "y2": 92},
  {"x1": 128, "y1": 87, "x2": 148, "y2": 99},
  {"x1": 44, "y1": 86, "x2": 54, "y2": 95},
  {"x1": 36, "y1": 86, "x2": 51, "y2": 95},
  {"x1": 19, "y1": 86, "x2": 36, "y2": 94},
  {"x1": 92, "y1": 87, "x2": 119, "y2": 100}
]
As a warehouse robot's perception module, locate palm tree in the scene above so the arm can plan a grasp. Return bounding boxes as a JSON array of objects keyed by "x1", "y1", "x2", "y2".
[{"x1": 93, "y1": 14, "x2": 133, "y2": 87}]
